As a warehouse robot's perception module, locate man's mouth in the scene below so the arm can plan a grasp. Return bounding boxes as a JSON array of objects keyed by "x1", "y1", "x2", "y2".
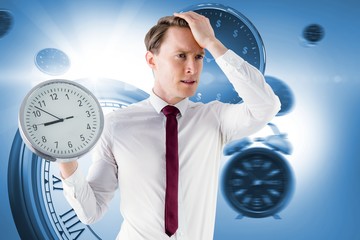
[{"x1": 180, "y1": 80, "x2": 197, "y2": 85}]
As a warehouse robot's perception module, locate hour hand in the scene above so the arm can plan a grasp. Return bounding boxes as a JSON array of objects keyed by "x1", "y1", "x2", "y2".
[
  {"x1": 44, "y1": 119, "x2": 64, "y2": 126},
  {"x1": 42, "y1": 116, "x2": 74, "y2": 126}
]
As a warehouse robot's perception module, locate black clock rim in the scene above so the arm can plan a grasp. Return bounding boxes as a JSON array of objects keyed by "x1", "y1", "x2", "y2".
[{"x1": 221, "y1": 147, "x2": 295, "y2": 218}]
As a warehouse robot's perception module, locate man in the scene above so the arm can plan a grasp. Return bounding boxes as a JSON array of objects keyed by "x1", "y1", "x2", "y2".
[{"x1": 59, "y1": 11, "x2": 280, "y2": 240}]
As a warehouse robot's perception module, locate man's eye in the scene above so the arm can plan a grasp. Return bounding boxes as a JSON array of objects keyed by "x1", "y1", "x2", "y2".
[
  {"x1": 177, "y1": 53, "x2": 186, "y2": 58},
  {"x1": 196, "y1": 55, "x2": 204, "y2": 60}
]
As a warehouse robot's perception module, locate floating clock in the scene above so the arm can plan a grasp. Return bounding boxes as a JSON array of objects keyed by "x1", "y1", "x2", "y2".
[{"x1": 35, "y1": 48, "x2": 71, "y2": 76}]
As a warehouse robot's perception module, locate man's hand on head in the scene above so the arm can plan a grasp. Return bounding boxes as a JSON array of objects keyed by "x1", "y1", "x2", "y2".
[{"x1": 174, "y1": 11, "x2": 228, "y2": 58}]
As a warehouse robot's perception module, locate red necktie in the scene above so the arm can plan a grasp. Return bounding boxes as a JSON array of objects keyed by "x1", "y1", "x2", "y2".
[{"x1": 162, "y1": 105, "x2": 180, "y2": 237}]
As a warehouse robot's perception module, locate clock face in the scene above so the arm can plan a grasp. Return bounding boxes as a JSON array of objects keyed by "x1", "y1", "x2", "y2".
[
  {"x1": 19, "y1": 79, "x2": 104, "y2": 161},
  {"x1": 181, "y1": 3, "x2": 266, "y2": 103},
  {"x1": 35, "y1": 48, "x2": 71, "y2": 76},
  {"x1": 9, "y1": 78, "x2": 149, "y2": 239},
  {"x1": 221, "y1": 148, "x2": 294, "y2": 218}
]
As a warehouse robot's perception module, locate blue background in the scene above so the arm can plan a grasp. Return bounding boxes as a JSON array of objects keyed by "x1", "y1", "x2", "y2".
[{"x1": 1, "y1": 0, "x2": 360, "y2": 239}]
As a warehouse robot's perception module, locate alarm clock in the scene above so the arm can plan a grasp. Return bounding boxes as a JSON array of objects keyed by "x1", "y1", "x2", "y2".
[
  {"x1": 180, "y1": 3, "x2": 266, "y2": 103},
  {"x1": 18, "y1": 79, "x2": 104, "y2": 162},
  {"x1": 222, "y1": 123, "x2": 295, "y2": 219}
]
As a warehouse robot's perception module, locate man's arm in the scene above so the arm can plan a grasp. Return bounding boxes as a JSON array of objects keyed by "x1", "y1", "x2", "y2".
[
  {"x1": 57, "y1": 115, "x2": 118, "y2": 225},
  {"x1": 176, "y1": 11, "x2": 280, "y2": 142}
]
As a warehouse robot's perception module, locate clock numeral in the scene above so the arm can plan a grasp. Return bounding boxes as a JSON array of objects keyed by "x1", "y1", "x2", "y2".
[
  {"x1": 233, "y1": 29, "x2": 238, "y2": 38},
  {"x1": 59, "y1": 208, "x2": 86, "y2": 240},
  {"x1": 32, "y1": 110, "x2": 41, "y2": 117},
  {"x1": 216, "y1": 19, "x2": 221, "y2": 28},
  {"x1": 86, "y1": 110, "x2": 91, "y2": 117},
  {"x1": 42, "y1": 136, "x2": 47, "y2": 143},
  {"x1": 78, "y1": 100, "x2": 83, "y2": 107},
  {"x1": 68, "y1": 141, "x2": 73, "y2": 148},
  {"x1": 38, "y1": 100, "x2": 46, "y2": 108},
  {"x1": 54, "y1": 141, "x2": 59, "y2": 148},
  {"x1": 87, "y1": 124, "x2": 91, "y2": 130},
  {"x1": 32, "y1": 124, "x2": 38, "y2": 131},
  {"x1": 242, "y1": 46, "x2": 248, "y2": 55},
  {"x1": 80, "y1": 134, "x2": 85, "y2": 141},
  {"x1": 50, "y1": 93, "x2": 58, "y2": 100},
  {"x1": 65, "y1": 93, "x2": 70, "y2": 100},
  {"x1": 52, "y1": 174, "x2": 63, "y2": 191}
]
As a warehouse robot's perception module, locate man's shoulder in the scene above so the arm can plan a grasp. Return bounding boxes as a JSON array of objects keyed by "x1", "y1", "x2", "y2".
[{"x1": 105, "y1": 98, "x2": 152, "y2": 119}]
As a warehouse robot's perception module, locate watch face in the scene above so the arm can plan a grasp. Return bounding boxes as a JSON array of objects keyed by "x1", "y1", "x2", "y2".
[
  {"x1": 181, "y1": 3, "x2": 266, "y2": 104},
  {"x1": 221, "y1": 148, "x2": 294, "y2": 218},
  {"x1": 9, "y1": 78, "x2": 149, "y2": 240},
  {"x1": 19, "y1": 79, "x2": 104, "y2": 161},
  {"x1": 35, "y1": 48, "x2": 71, "y2": 76}
]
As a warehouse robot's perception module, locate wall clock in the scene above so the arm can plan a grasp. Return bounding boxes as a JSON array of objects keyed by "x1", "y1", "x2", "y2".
[{"x1": 18, "y1": 79, "x2": 104, "y2": 162}]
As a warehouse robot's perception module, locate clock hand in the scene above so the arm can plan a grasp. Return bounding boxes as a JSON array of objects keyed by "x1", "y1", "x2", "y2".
[
  {"x1": 44, "y1": 119, "x2": 64, "y2": 126},
  {"x1": 43, "y1": 116, "x2": 74, "y2": 126},
  {"x1": 34, "y1": 106, "x2": 62, "y2": 120}
]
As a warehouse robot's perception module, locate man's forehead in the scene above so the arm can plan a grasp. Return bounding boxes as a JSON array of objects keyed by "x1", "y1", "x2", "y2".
[{"x1": 162, "y1": 27, "x2": 204, "y2": 54}]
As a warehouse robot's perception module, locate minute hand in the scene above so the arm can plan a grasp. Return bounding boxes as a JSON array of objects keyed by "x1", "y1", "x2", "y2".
[{"x1": 34, "y1": 106, "x2": 62, "y2": 120}]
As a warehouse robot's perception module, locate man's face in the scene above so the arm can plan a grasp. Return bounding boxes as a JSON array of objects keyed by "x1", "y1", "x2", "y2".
[{"x1": 147, "y1": 27, "x2": 205, "y2": 104}]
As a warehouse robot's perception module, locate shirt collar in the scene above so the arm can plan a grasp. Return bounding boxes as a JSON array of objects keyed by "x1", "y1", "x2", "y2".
[{"x1": 150, "y1": 90, "x2": 188, "y2": 117}]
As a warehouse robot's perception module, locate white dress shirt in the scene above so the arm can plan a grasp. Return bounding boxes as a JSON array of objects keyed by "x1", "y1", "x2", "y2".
[{"x1": 62, "y1": 50, "x2": 281, "y2": 240}]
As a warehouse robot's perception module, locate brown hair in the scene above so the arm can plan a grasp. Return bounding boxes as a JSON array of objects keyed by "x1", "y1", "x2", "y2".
[{"x1": 144, "y1": 16, "x2": 189, "y2": 55}]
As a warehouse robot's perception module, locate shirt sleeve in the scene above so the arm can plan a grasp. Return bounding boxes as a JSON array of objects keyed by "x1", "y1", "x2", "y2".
[
  {"x1": 61, "y1": 114, "x2": 119, "y2": 224},
  {"x1": 214, "y1": 49, "x2": 281, "y2": 143}
]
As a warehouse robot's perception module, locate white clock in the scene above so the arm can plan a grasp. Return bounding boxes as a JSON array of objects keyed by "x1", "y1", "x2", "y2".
[{"x1": 18, "y1": 79, "x2": 104, "y2": 162}]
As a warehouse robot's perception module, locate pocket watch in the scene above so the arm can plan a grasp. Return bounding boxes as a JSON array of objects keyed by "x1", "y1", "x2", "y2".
[{"x1": 18, "y1": 79, "x2": 104, "y2": 162}]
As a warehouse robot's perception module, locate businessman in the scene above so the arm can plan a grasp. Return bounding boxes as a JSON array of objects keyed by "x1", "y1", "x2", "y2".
[{"x1": 59, "y1": 11, "x2": 281, "y2": 240}]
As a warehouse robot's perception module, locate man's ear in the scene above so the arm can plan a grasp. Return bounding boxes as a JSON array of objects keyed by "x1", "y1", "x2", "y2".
[{"x1": 145, "y1": 51, "x2": 156, "y2": 69}]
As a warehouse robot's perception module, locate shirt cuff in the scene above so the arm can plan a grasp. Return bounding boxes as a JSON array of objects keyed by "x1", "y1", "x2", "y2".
[
  {"x1": 61, "y1": 167, "x2": 86, "y2": 188},
  {"x1": 215, "y1": 49, "x2": 245, "y2": 70}
]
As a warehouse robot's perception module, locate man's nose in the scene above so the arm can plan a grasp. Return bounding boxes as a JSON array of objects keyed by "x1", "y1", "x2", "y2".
[{"x1": 185, "y1": 59, "x2": 197, "y2": 74}]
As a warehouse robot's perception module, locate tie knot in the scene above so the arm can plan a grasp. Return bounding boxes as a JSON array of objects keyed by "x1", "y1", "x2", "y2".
[{"x1": 162, "y1": 105, "x2": 179, "y2": 117}]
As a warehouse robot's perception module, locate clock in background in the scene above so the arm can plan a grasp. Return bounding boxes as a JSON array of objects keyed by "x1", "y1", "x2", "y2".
[
  {"x1": 180, "y1": 3, "x2": 266, "y2": 104},
  {"x1": 222, "y1": 123, "x2": 294, "y2": 219}
]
